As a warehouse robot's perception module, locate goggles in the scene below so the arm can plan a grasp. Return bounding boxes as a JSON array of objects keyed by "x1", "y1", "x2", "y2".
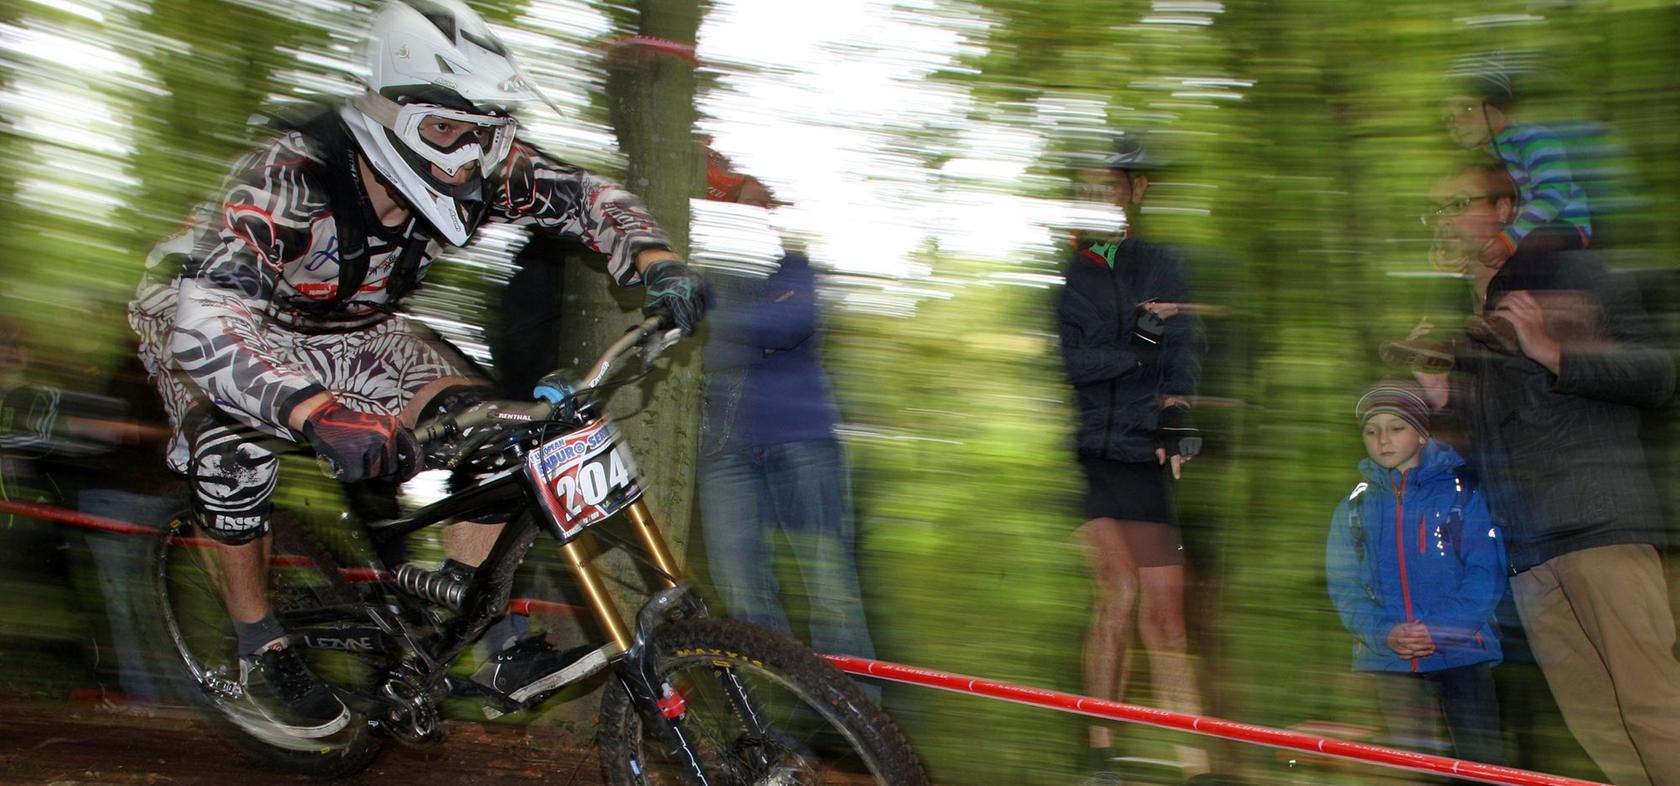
[{"x1": 351, "y1": 90, "x2": 517, "y2": 177}]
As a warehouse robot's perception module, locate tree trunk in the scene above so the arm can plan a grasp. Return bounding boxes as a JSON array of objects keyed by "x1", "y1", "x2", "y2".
[{"x1": 560, "y1": 0, "x2": 703, "y2": 573}]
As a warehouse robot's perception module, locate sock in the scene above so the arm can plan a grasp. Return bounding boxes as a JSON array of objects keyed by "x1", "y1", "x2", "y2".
[{"x1": 235, "y1": 614, "x2": 289, "y2": 658}]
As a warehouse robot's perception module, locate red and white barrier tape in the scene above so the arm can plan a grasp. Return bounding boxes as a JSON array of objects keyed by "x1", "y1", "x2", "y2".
[{"x1": 824, "y1": 654, "x2": 1605, "y2": 786}]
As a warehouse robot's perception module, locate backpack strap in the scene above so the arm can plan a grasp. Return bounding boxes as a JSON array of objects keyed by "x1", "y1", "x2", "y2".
[
  {"x1": 263, "y1": 107, "x2": 373, "y2": 316},
  {"x1": 301, "y1": 109, "x2": 374, "y2": 314},
  {"x1": 1445, "y1": 467, "x2": 1477, "y2": 554},
  {"x1": 1345, "y1": 482, "x2": 1379, "y2": 603}
]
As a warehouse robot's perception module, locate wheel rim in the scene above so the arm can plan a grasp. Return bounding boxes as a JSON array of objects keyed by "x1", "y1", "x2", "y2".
[
  {"x1": 629, "y1": 656, "x2": 889, "y2": 785},
  {"x1": 155, "y1": 517, "x2": 372, "y2": 753}
]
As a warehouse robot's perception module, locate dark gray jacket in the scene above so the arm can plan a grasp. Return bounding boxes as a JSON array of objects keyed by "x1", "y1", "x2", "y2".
[
  {"x1": 1456, "y1": 249, "x2": 1674, "y2": 572},
  {"x1": 1057, "y1": 238, "x2": 1204, "y2": 462}
]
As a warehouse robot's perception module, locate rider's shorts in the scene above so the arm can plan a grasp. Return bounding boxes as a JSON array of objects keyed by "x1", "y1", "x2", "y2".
[{"x1": 133, "y1": 297, "x2": 483, "y2": 544}]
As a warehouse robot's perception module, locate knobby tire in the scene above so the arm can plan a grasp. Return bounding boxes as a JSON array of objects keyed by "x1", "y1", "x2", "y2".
[
  {"x1": 597, "y1": 617, "x2": 928, "y2": 786},
  {"x1": 151, "y1": 511, "x2": 384, "y2": 778}
]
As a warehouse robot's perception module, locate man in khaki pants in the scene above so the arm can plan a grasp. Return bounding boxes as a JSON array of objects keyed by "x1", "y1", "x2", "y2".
[{"x1": 1415, "y1": 162, "x2": 1680, "y2": 784}]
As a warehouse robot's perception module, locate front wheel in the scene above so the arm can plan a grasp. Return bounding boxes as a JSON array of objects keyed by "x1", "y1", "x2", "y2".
[{"x1": 598, "y1": 617, "x2": 928, "y2": 786}]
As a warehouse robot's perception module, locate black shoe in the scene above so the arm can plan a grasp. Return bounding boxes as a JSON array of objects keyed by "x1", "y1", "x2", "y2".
[
  {"x1": 472, "y1": 634, "x2": 605, "y2": 705},
  {"x1": 240, "y1": 645, "x2": 350, "y2": 738}
]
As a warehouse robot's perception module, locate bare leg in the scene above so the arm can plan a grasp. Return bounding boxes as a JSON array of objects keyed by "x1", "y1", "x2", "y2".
[
  {"x1": 445, "y1": 521, "x2": 504, "y2": 567},
  {"x1": 406, "y1": 377, "x2": 506, "y2": 569},
  {"x1": 212, "y1": 535, "x2": 273, "y2": 624},
  {"x1": 1080, "y1": 517, "x2": 1141, "y2": 750},
  {"x1": 1137, "y1": 563, "x2": 1210, "y2": 776}
]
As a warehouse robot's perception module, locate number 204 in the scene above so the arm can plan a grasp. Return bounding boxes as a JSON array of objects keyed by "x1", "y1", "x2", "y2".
[{"x1": 553, "y1": 447, "x2": 635, "y2": 520}]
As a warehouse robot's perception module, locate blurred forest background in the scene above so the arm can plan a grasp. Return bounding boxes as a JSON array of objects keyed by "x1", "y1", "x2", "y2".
[{"x1": 2, "y1": 1, "x2": 1678, "y2": 784}]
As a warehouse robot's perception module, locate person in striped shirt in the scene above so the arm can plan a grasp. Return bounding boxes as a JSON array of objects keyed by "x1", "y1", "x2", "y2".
[{"x1": 1442, "y1": 68, "x2": 1593, "y2": 270}]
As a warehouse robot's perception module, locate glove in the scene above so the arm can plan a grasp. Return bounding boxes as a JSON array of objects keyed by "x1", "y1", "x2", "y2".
[
  {"x1": 1155, "y1": 403, "x2": 1202, "y2": 460},
  {"x1": 641, "y1": 260, "x2": 710, "y2": 335},
  {"x1": 1130, "y1": 303, "x2": 1166, "y2": 359},
  {"x1": 302, "y1": 401, "x2": 421, "y2": 483}
]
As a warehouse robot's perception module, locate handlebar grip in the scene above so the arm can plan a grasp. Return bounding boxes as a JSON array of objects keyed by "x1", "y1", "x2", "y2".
[{"x1": 414, "y1": 419, "x2": 447, "y2": 445}]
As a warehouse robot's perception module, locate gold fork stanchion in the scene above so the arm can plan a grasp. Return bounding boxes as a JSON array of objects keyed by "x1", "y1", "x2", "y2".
[
  {"x1": 625, "y1": 500, "x2": 681, "y2": 589},
  {"x1": 559, "y1": 535, "x2": 632, "y2": 653}
]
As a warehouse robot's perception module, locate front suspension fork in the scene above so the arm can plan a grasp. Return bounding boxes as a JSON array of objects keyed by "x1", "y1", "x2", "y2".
[{"x1": 566, "y1": 500, "x2": 741, "y2": 785}]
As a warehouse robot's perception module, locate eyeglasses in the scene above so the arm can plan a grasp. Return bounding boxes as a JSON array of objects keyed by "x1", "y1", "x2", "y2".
[{"x1": 1420, "y1": 195, "x2": 1490, "y2": 225}]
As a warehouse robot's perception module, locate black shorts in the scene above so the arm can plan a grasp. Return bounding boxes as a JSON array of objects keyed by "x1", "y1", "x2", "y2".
[
  {"x1": 1079, "y1": 457, "x2": 1183, "y2": 567},
  {"x1": 1078, "y1": 457, "x2": 1178, "y2": 527}
]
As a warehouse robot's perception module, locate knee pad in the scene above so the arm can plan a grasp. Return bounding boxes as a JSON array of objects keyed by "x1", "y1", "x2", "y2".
[
  {"x1": 186, "y1": 415, "x2": 278, "y2": 545},
  {"x1": 425, "y1": 384, "x2": 505, "y2": 523}
]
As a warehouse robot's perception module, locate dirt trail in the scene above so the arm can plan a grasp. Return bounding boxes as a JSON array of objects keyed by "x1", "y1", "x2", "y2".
[{"x1": 0, "y1": 698, "x2": 606, "y2": 785}]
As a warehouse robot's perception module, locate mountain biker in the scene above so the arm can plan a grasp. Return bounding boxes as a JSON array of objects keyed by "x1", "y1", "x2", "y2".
[{"x1": 128, "y1": 0, "x2": 707, "y2": 739}]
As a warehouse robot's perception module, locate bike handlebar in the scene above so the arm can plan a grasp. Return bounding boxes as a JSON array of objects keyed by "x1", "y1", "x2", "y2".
[
  {"x1": 317, "y1": 317, "x2": 679, "y2": 480},
  {"x1": 411, "y1": 315, "x2": 677, "y2": 448}
]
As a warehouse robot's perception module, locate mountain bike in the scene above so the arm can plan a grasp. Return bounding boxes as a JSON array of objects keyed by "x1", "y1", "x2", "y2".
[{"x1": 150, "y1": 316, "x2": 928, "y2": 785}]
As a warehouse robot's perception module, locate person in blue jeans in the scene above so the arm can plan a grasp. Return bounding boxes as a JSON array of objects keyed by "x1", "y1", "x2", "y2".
[
  {"x1": 1326, "y1": 380, "x2": 1507, "y2": 765},
  {"x1": 697, "y1": 226, "x2": 876, "y2": 682}
]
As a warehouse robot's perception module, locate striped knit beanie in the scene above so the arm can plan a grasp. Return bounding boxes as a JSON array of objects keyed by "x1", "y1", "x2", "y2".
[{"x1": 1356, "y1": 380, "x2": 1431, "y2": 437}]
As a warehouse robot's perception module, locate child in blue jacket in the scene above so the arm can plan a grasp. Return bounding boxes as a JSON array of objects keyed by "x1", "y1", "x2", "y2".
[{"x1": 1326, "y1": 381, "x2": 1508, "y2": 765}]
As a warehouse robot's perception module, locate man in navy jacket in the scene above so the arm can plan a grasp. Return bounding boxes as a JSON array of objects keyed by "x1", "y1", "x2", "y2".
[{"x1": 696, "y1": 173, "x2": 877, "y2": 686}]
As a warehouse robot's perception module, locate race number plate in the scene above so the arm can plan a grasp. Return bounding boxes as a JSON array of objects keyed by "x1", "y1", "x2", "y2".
[{"x1": 525, "y1": 418, "x2": 643, "y2": 541}]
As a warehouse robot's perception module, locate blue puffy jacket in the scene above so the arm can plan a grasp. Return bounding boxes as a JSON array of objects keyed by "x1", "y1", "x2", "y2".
[{"x1": 1325, "y1": 441, "x2": 1507, "y2": 673}]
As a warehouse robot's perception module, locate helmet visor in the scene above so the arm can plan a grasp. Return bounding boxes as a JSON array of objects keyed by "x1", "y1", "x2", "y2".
[{"x1": 353, "y1": 90, "x2": 517, "y2": 177}]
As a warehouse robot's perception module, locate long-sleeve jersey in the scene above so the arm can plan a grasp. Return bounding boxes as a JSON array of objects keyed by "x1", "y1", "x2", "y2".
[
  {"x1": 130, "y1": 124, "x2": 671, "y2": 434},
  {"x1": 1489, "y1": 122, "x2": 1593, "y2": 251}
]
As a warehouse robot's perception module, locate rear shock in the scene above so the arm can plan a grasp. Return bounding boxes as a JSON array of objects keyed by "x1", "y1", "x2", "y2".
[{"x1": 393, "y1": 563, "x2": 467, "y2": 610}]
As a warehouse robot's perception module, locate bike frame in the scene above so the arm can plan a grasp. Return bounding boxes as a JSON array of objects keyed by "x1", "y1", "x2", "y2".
[{"x1": 271, "y1": 318, "x2": 742, "y2": 784}]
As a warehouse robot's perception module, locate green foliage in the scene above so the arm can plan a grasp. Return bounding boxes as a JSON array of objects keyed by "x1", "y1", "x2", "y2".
[
  {"x1": 815, "y1": 1, "x2": 1680, "y2": 781},
  {"x1": 829, "y1": 259, "x2": 1090, "y2": 784}
]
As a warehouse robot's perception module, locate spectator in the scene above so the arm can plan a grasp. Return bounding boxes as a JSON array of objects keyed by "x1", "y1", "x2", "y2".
[
  {"x1": 1, "y1": 316, "x2": 164, "y2": 706},
  {"x1": 1326, "y1": 380, "x2": 1506, "y2": 765},
  {"x1": 71, "y1": 355, "x2": 188, "y2": 712},
  {"x1": 0, "y1": 316, "x2": 74, "y2": 604},
  {"x1": 696, "y1": 162, "x2": 878, "y2": 690},
  {"x1": 1441, "y1": 57, "x2": 1593, "y2": 269},
  {"x1": 1417, "y1": 162, "x2": 1680, "y2": 785},
  {"x1": 1057, "y1": 135, "x2": 1210, "y2": 782}
]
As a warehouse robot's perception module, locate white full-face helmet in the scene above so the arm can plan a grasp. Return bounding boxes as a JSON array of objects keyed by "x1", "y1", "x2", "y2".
[{"x1": 342, "y1": 0, "x2": 538, "y2": 245}]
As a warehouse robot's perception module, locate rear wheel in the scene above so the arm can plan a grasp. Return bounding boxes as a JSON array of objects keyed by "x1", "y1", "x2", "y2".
[
  {"x1": 598, "y1": 617, "x2": 928, "y2": 786},
  {"x1": 152, "y1": 511, "x2": 385, "y2": 777}
]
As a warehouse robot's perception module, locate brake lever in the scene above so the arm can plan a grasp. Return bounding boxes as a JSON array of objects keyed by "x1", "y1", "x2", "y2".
[{"x1": 640, "y1": 326, "x2": 684, "y2": 372}]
